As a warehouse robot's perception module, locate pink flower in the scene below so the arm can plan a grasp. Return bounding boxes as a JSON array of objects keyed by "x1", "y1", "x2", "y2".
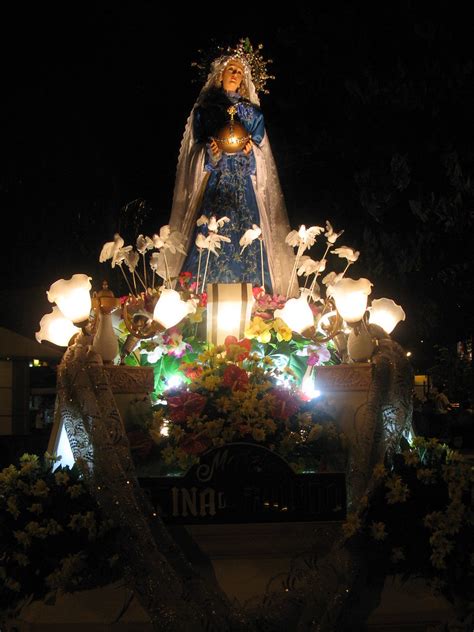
[{"x1": 307, "y1": 345, "x2": 331, "y2": 366}]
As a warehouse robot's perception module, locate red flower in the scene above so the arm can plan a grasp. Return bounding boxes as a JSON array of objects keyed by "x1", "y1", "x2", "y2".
[
  {"x1": 222, "y1": 364, "x2": 249, "y2": 391},
  {"x1": 181, "y1": 363, "x2": 204, "y2": 380},
  {"x1": 180, "y1": 433, "x2": 211, "y2": 455},
  {"x1": 179, "y1": 271, "x2": 192, "y2": 289},
  {"x1": 252, "y1": 286, "x2": 265, "y2": 300},
  {"x1": 267, "y1": 388, "x2": 300, "y2": 420},
  {"x1": 199, "y1": 292, "x2": 208, "y2": 308},
  {"x1": 224, "y1": 336, "x2": 251, "y2": 362},
  {"x1": 167, "y1": 392, "x2": 207, "y2": 423}
]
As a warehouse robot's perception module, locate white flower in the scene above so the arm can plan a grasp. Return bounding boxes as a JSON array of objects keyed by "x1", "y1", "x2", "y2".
[{"x1": 142, "y1": 345, "x2": 165, "y2": 363}]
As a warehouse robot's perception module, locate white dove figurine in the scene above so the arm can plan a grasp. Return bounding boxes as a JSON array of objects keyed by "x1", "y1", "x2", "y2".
[
  {"x1": 196, "y1": 233, "x2": 210, "y2": 250},
  {"x1": 99, "y1": 233, "x2": 124, "y2": 265},
  {"x1": 152, "y1": 225, "x2": 172, "y2": 249},
  {"x1": 331, "y1": 246, "x2": 360, "y2": 263},
  {"x1": 297, "y1": 258, "x2": 327, "y2": 277},
  {"x1": 325, "y1": 221, "x2": 344, "y2": 244},
  {"x1": 136, "y1": 234, "x2": 154, "y2": 254},
  {"x1": 207, "y1": 215, "x2": 230, "y2": 232},
  {"x1": 239, "y1": 224, "x2": 262, "y2": 253}
]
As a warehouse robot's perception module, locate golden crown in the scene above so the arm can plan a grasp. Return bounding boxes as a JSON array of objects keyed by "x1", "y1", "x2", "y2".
[{"x1": 192, "y1": 37, "x2": 275, "y2": 95}]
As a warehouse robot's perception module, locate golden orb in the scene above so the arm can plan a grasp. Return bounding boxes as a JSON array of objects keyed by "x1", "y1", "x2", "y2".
[{"x1": 215, "y1": 120, "x2": 251, "y2": 154}]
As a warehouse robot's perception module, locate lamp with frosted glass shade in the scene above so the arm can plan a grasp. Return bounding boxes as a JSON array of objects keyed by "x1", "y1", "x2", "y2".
[
  {"x1": 329, "y1": 278, "x2": 374, "y2": 362},
  {"x1": 368, "y1": 298, "x2": 406, "y2": 334},
  {"x1": 35, "y1": 306, "x2": 81, "y2": 347},
  {"x1": 273, "y1": 289, "x2": 314, "y2": 335},
  {"x1": 329, "y1": 278, "x2": 372, "y2": 324},
  {"x1": 46, "y1": 274, "x2": 92, "y2": 326}
]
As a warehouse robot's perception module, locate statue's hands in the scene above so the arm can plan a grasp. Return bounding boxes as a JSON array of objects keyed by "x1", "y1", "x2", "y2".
[
  {"x1": 209, "y1": 138, "x2": 221, "y2": 159},
  {"x1": 243, "y1": 140, "x2": 253, "y2": 156}
]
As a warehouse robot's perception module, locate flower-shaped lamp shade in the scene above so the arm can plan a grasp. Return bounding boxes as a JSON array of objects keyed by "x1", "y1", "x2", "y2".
[
  {"x1": 47, "y1": 274, "x2": 92, "y2": 324},
  {"x1": 368, "y1": 298, "x2": 406, "y2": 334},
  {"x1": 330, "y1": 278, "x2": 372, "y2": 324},
  {"x1": 36, "y1": 306, "x2": 80, "y2": 347},
  {"x1": 153, "y1": 288, "x2": 195, "y2": 329},
  {"x1": 207, "y1": 283, "x2": 254, "y2": 346},
  {"x1": 274, "y1": 294, "x2": 314, "y2": 334}
]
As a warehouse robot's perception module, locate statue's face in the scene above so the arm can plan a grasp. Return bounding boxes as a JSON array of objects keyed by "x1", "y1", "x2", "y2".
[{"x1": 222, "y1": 61, "x2": 244, "y2": 91}]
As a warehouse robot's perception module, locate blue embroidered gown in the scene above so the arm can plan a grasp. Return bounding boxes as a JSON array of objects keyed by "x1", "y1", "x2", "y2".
[{"x1": 182, "y1": 88, "x2": 271, "y2": 290}]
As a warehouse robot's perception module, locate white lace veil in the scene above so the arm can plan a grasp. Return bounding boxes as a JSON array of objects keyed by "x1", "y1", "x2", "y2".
[{"x1": 168, "y1": 56, "x2": 296, "y2": 296}]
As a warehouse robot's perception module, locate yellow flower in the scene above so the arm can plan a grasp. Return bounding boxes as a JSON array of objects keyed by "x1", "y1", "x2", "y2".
[
  {"x1": 45, "y1": 519, "x2": 63, "y2": 536},
  {"x1": 31, "y1": 480, "x2": 49, "y2": 497},
  {"x1": 68, "y1": 512, "x2": 97, "y2": 540},
  {"x1": 14, "y1": 530, "x2": 31, "y2": 548},
  {"x1": 12, "y1": 552, "x2": 29, "y2": 567},
  {"x1": 201, "y1": 375, "x2": 221, "y2": 391},
  {"x1": 0, "y1": 464, "x2": 19, "y2": 488},
  {"x1": 7, "y1": 496, "x2": 20, "y2": 519},
  {"x1": 391, "y1": 547, "x2": 405, "y2": 563},
  {"x1": 25, "y1": 521, "x2": 48, "y2": 539},
  {"x1": 66, "y1": 484, "x2": 84, "y2": 499},
  {"x1": 342, "y1": 512, "x2": 361, "y2": 539},
  {"x1": 373, "y1": 463, "x2": 387, "y2": 480},
  {"x1": 416, "y1": 468, "x2": 436, "y2": 484},
  {"x1": 4, "y1": 578, "x2": 21, "y2": 592},
  {"x1": 430, "y1": 550, "x2": 447, "y2": 569},
  {"x1": 359, "y1": 495, "x2": 369, "y2": 510},
  {"x1": 252, "y1": 427, "x2": 266, "y2": 442},
  {"x1": 385, "y1": 476, "x2": 409, "y2": 504},
  {"x1": 28, "y1": 503, "x2": 44, "y2": 514},
  {"x1": 307, "y1": 424, "x2": 323, "y2": 442},
  {"x1": 245, "y1": 317, "x2": 272, "y2": 343},
  {"x1": 161, "y1": 446, "x2": 176, "y2": 465},
  {"x1": 273, "y1": 318, "x2": 292, "y2": 342},
  {"x1": 54, "y1": 471, "x2": 70, "y2": 486},
  {"x1": 370, "y1": 521, "x2": 387, "y2": 541},
  {"x1": 402, "y1": 450, "x2": 420, "y2": 466},
  {"x1": 188, "y1": 306, "x2": 204, "y2": 323}
]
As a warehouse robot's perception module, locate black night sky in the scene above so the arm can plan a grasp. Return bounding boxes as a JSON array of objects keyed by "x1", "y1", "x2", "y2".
[{"x1": 2, "y1": 4, "x2": 473, "y2": 372}]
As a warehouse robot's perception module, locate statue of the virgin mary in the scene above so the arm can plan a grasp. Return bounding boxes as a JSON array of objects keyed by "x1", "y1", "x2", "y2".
[{"x1": 167, "y1": 40, "x2": 296, "y2": 296}]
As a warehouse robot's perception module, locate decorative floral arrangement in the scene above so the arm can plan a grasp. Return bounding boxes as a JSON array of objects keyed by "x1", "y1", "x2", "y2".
[
  {"x1": 342, "y1": 437, "x2": 474, "y2": 614},
  {"x1": 126, "y1": 343, "x2": 347, "y2": 476},
  {"x1": 0, "y1": 454, "x2": 121, "y2": 615},
  {"x1": 116, "y1": 271, "x2": 208, "y2": 398}
]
